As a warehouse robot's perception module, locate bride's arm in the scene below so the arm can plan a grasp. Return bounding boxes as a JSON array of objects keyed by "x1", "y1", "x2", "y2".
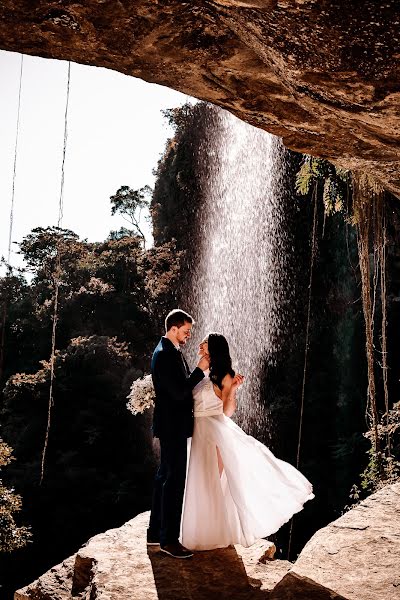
[{"x1": 221, "y1": 374, "x2": 244, "y2": 417}]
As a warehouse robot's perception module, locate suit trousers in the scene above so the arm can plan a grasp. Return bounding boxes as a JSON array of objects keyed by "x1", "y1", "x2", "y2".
[{"x1": 148, "y1": 434, "x2": 188, "y2": 546}]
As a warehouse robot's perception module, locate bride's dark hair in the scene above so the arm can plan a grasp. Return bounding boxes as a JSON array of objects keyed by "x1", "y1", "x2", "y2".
[{"x1": 207, "y1": 333, "x2": 235, "y2": 389}]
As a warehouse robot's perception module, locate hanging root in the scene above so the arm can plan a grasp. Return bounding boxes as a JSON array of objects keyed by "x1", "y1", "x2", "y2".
[
  {"x1": 352, "y1": 173, "x2": 386, "y2": 459},
  {"x1": 288, "y1": 182, "x2": 318, "y2": 560},
  {"x1": 377, "y1": 206, "x2": 389, "y2": 455}
]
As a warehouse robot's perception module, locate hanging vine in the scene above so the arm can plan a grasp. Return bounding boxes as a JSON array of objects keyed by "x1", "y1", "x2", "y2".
[
  {"x1": 0, "y1": 54, "x2": 24, "y2": 381},
  {"x1": 40, "y1": 61, "x2": 71, "y2": 485},
  {"x1": 351, "y1": 173, "x2": 384, "y2": 461},
  {"x1": 377, "y1": 204, "x2": 390, "y2": 456},
  {"x1": 287, "y1": 181, "x2": 319, "y2": 560},
  {"x1": 296, "y1": 155, "x2": 396, "y2": 493}
]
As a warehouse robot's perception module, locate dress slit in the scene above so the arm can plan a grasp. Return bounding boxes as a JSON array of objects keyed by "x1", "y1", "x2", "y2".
[{"x1": 216, "y1": 445, "x2": 224, "y2": 477}]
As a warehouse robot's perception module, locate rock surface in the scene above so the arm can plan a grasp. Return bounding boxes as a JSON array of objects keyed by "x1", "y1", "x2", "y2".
[
  {"x1": 0, "y1": 2, "x2": 400, "y2": 195},
  {"x1": 14, "y1": 482, "x2": 400, "y2": 600},
  {"x1": 271, "y1": 482, "x2": 400, "y2": 600},
  {"x1": 14, "y1": 511, "x2": 289, "y2": 599}
]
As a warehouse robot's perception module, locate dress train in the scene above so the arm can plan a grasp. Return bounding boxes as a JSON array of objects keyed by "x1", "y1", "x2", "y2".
[{"x1": 181, "y1": 377, "x2": 314, "y2": 550}]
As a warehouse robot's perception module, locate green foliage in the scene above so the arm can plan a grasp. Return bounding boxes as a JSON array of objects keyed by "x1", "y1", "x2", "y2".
[
  {"x1": 160, "y1": 103, "x2": 195, "y2": 135},
  {"x1": 295, "y1": 156, "x2": 324, "y2": 195},
  {"x1": 108, "y1": 227, "x2": 135, "y2": 241},
  {"x1": 0, "y1": 334, "x2": 154, "y2": 571},
  {"x1": 0, "y1": 440, "x2": 31, "y2": 552},
  {"x1": 141, "y1": 240, "x2": 184, "y2": 328},
  {"x1": 0, "y1": 218, "x2": 181, "y2": 589},
  {"x1": 296, "y1": 154, "x2": 400, "y2": 505},
  {"x1": 18, "y1": 227, "x2": 83, "y2": 279},
  {"x1": 0, "y1": 273, "x2": 43, "y2": 379},
  {"x1": 360, "y1": 401, "x2": 400, "y2": 493},
  {"x1": 295, "y1": 156, "x2": 350, "y2": 216},
  {"x1": 152, "y1": 102, "x2": 217, "y2": 249},
  {"x1": 0, "y1": 226, "x2": 181, "y2": 385}
]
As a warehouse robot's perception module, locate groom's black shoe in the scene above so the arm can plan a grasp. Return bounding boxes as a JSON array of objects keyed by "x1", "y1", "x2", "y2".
[
  {"x1": 146, "y1": 529, "x2": 160, "y2": 546},
  {"x1": 160, "y1": 542, "x2": 193, "y2": 559}
]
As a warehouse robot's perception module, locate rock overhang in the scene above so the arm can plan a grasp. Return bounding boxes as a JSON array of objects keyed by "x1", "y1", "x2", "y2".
[{"x1": 0, "y1": 1, "x2": 399, "y2": 195}]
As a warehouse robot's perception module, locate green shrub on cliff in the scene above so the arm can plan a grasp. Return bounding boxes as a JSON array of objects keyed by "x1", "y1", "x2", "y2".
[
  {"x1": 361, "y1": 402, "x2": 400, "y2": 492},
  {"x1": 0, "y1": 440, "x2": 31, "y2": 552}
]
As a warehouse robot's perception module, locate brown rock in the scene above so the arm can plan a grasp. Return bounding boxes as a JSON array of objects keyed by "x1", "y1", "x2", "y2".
[
  {"x1": 14, "y1": 555, "x2": 76, "y2": 600},
  {"x1": 270, "y1": 482, "x2": 400, "y2": 600},
  {"x1": 0, "y1": 2, "x2": 400, "y2": 195},
  {"x1": 14, "y1": 484, "x2": 400, "y2": 599},
  {"x1": 15, "y1": 511, "x2": 288, "y2": 600}
]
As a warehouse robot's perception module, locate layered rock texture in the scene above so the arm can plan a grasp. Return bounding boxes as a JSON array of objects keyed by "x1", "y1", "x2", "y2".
[
  {"x1": 270, "y1": 482, "x2": 400, "y2": 600},
  {"x1": 15, "y1": 482, "x2": 400, "y2": 600},
  {"x1": 14, "y1": 512, "x2": 287, "y2": 600},
  {"x1": 0, "y1": 2, "x2": 400, "y2": 194}
]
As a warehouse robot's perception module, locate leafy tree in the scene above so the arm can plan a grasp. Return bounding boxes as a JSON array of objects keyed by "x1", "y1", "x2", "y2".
[
  {"x1": 18, "y1": 227, "x2": 83, "y2": 279},
  {"x1": 108, "y1": 227, "x2": 135, "y2": 241},
  {"x1": 110, "y1": 185, "x2": 152, "y2": 248},
  {"x1": 151, "y1": 101, "x2": 221, "y2": 275},
  {"x1": 140, "y1": 240, "x2": 184, "y2": 330},
  {"x1": 0, "y1": 273, "x2": 39, "y2": 383},
  {"x1": 0, "y1": 439, "x2": 31, "y2": 552},
  {"x1": 161, "y1": 103, "x2": 195, "y2": 135},
  {"x1": 0, "y1": 335, "x2": 155, "y2": 595}
]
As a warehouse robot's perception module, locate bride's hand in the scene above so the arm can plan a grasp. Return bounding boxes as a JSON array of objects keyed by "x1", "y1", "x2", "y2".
[{"x1": 232, "y1": 374, "x2": 244, "y2": 390}]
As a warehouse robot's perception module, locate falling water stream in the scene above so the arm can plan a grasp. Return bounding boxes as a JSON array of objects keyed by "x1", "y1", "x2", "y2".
[{"x1": 187, "y1": 107, "x2": 294, "y2": 438}]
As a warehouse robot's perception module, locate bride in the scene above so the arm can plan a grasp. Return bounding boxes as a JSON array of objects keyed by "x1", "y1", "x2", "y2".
[{"x1": 181, "y1": 333, "x2": 314, "y2": 551}]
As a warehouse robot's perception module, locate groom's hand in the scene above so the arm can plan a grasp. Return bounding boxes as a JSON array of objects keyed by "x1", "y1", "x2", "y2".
[{"x1": 197, "y1": 355, "x2": 210, "y2": 371}]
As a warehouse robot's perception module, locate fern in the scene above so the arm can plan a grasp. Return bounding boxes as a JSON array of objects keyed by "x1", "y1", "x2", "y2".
[
  {"x1": 295, "y1": 157, "x2": 314, "y2": 195},
  {"x1": 323, "y1": 177, "x2": 334, "y2": 215}
]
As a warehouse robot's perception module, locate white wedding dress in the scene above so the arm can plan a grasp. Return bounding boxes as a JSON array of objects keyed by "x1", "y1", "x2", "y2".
[{"x1": 181, "y1": 376, "x2": 314, "y2": 550}]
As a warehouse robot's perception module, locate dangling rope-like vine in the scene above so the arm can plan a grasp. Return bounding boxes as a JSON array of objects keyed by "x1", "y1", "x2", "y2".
[
  {"x1": 7, "y1": 55, "x2": 24, "y2": 265},
  {"x1": 0, "y1": 54, "x2": 24, "y2": 381},
  {"x1": 376, "y1": 198, "x2": 389, "y2": 454},
  {"x1": 287, "y1": 182, "x2": 318, "y2": 560},
  {"x1": 352, "y1": 173, "x2": 384, "y2": 457},
  {"x1": 40, "y1": 61, "x2": 71, "y2": 484}
]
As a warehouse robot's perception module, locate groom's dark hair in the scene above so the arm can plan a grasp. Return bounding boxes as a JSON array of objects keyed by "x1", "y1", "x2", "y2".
[{"x1": 165, "y1": 309, "x2": 194, "y2": 331}]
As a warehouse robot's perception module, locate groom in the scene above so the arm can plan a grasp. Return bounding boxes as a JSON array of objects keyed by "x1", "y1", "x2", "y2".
[{"x1": 147, "y1": 309, "x2": 209, "y2": 558}]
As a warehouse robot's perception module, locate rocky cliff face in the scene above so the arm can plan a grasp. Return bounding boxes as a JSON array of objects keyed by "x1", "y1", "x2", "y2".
[
  {"x1": 0, "y1": 1, "x2": 399, "y2": 195},
  {"x1": 15, "y1": 482, "x2": 400, "y2": 600}
]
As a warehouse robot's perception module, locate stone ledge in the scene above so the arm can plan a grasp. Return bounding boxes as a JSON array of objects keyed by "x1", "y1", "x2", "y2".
[
  {"x1": 15, "y1": 512, "x2": 288, "y2": 600},
  {"x1": 15, "y1": 483, "x2": 400, "y2": 600},
  {"x1": 270, "y1": 482, "x2": 400, "y2": 600}
]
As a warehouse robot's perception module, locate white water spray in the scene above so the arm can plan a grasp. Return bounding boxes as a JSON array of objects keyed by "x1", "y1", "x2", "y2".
[{"x1": 187, "y1": 108, "x2": 292, "y2": 436}]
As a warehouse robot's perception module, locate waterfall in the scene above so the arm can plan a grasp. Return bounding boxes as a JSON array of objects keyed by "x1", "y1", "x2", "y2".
[{"x1": 187, "y1": 107, "x2": 294, "y2": 438}]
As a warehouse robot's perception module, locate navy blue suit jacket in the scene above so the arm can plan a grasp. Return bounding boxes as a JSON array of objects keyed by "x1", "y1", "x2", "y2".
[{"x1": 151, "y1": 337, "x2": 204, "y2": 439}]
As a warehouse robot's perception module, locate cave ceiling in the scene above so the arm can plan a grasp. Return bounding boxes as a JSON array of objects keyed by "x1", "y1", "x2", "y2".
[{"x1": 1, "y1": 1, "x2": 400, "y2": 195}]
